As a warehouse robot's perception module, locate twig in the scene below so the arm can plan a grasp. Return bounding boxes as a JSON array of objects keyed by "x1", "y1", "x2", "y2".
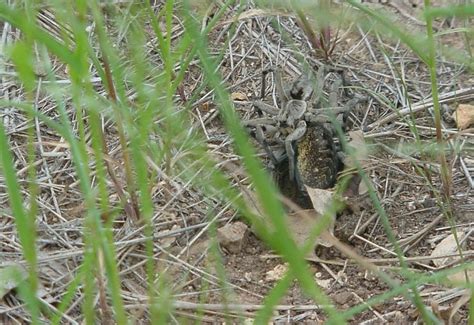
[{"x1": 367, "y1": 87, "x2": 474, "y2": 130}]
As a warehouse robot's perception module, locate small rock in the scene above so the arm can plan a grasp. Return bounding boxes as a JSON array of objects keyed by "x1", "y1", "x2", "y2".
[
  {"x1": 391, "y1": 311, "x2": 408, "y2": 323},
  {"x1": 315, "y1": 278, "x2": 332, "y2": 289},
  {"x1": 244, "y1": 272, "x2": 252, "y2": 282},
  {"x1": 452, "y1": 103, "x2": 474, "y2": 130},
  {"x1": 217, "y1": 222, "x2": 248, "y2": 254},
  {"x1": 420, "y1": 195, "x2": 436, "y2": 208},
  {"x1": 265, "y1": 264, "x2": 288, "y2": 282},
  {"x1": 332, "y1": 291, "x2": 352, "y2": 305}
]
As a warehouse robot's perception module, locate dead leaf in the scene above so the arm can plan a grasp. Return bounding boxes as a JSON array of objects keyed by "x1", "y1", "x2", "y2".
[
  {"x1": 449, "y1": 290, "x2": 471, "y2": 324},
  {"x1": 241, "y1": 182, "x2": 335, "y2": 254},
  {"x1": 447, "y1": 268, "x2": 474, "y2": 286},
  {"x1": 158, "y1": 224, "x2": 181, "y2": 249},
  {"x1": 286, "y1": 209, "x2": 334, "y2": 251},
  {"x1": 358, "y1": 179, "x2": 369, "y2": 195},
  {"x1": 239, "y1": 184, "x2": 266, "y2": 220},
  {"x1": 231, "y1": 92, "x2": 248, "y2": 101},
  {"x1": 0, "y1": 265, "x2": 28, "y2": 299},
  {"x1": 452, "y1": 104, "x2": 474, "y2": 130},
  {"x1": 430, "y1": 300, "x2": 452, "y2": 324},
  {"x1": 340, "y1": 131, "x2": 373, "y2": 199},
  {"x1": 430, "y1": 231, "x2": 466, "y2": 267},
  {"x1": 304, "y1": 186, "x2": 334, "y2": 216},
  {"x1": 345, "y1": 130, "x2": 370, "y2": 169},
  {"x1": 237, "y1": 171, "x2": 336, "y2": 253}
]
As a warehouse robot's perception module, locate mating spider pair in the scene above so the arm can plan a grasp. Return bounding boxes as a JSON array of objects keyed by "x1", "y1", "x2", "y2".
[{"x1": 244, "y1": 65, "x2": 364, "y2": 191}]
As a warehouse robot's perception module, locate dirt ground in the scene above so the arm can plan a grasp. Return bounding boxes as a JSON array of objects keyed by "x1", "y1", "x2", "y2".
[{"x1": 1, "y1": 0, "x2": 473, "y2": 324}]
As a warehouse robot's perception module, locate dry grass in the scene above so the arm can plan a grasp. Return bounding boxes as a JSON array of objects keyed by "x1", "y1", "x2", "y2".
[{"x1": 0, "y1": 0, "x2": 473, "y2": 323}]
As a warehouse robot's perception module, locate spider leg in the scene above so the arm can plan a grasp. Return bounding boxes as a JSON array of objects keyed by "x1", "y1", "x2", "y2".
[
  {"x1": 326, "y1": 65, "x2": 352, "y2": 98},
  {"x1": 260, "y1": 68, "x2": 273, "y2": 99},
  {"x1": 340, "y1": 96, "x2": 367, "y2": 130},
  {"x1": 255, "y1": 125, "x2": 280, "y2": 165},
  {"x1": 337, "y1": 69, "x2": 350, "y2": 98},
  {"x1": 310, "y1": 64, "x2": 326, "y2": 108},
  {"x1": 285, "y1": 120, "x2": 307, "y2": 183},
  {"x1": 336, "y1": 150, "x2": 346, "y2": 168},
  {"x1": 273, "y1": 67, "x2": 290, "y2": 110},
  {"x1": 329, "y1": 77, "x2": 343, "y2": 108},
  {"x1": 243, "y1": 117, "x2": 276, "y2": 127},
  {"x1": 285, "y1": 140, "x2": 297, "y2": 183},
  {"x1": 253, "y1": 100, "x2": 279, "y2": 116}
]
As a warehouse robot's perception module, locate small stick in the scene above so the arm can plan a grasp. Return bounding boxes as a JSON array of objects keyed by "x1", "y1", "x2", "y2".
[{"x1": 367, "y1": 87, "x2": 474, "y2": 130}]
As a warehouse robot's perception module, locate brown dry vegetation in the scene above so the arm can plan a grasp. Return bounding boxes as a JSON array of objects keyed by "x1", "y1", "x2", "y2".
[{"x1": 0, "y1": 0, "x2": 473, "y2": 324}]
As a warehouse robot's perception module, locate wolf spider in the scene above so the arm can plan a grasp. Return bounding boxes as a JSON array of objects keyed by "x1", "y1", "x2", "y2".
[{"x1": 244, "y1": 65, "x2": 363, "y2": 190}]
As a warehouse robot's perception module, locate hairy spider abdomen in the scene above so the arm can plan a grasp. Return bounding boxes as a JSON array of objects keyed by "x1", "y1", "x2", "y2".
[{"x1": 295, "y1": 123, "x2": 341, "y2": 189}]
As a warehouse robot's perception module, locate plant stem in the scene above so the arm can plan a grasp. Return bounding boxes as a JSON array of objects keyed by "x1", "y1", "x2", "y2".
[{"x1": 424, "y1": 0, "x2": 452, "y2": 204}]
